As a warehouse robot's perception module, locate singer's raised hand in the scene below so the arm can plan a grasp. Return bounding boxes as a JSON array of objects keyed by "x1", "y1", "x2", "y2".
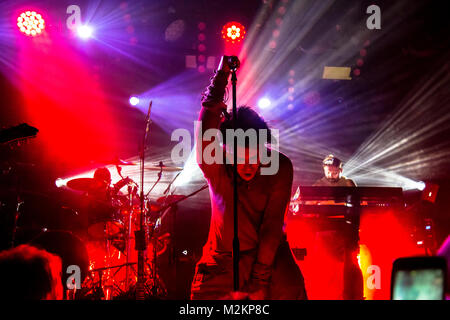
[{"x1": 218, "y1": 55, "x2": 231, "y2": 73}]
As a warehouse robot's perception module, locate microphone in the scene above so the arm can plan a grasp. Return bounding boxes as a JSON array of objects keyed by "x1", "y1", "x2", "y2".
[
  {"x1": 145, "y1": 101, "x2": 153, "y2": 133},
  {"x1": 226, "y1": 56, "x2": 240, "y2": 71}
]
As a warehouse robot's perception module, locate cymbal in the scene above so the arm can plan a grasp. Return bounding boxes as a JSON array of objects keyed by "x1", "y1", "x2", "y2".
[
  {"x1": 145, "y1": 165, "x2": 183, "y2": 172},
  {"x1": 108, "y1": 158, "x2": 136, "y2": 166},
  {"x1": 66, "y1": 178, "x2": 104, "y2": 192}
]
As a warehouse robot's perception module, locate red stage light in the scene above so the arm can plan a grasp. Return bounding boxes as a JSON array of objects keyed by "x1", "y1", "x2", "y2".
[
  {"x1": 221, "y1": 21, "x2": 246, "y2": 43},
  {"x1": 17, "y1": 11, "x2": 45, "y2": 36}
]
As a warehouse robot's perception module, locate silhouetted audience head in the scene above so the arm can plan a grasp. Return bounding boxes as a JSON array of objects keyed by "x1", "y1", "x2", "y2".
[{"x1": 0, "y1": 245, "x2": 63, "y2": 299}]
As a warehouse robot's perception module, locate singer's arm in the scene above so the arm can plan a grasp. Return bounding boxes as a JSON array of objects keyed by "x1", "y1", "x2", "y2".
[
  {"x1": 248, "y1": 154, "x2": 293, "y2": 299},
  {"x1": 196, "y1": 57, "x2": 230, "y2": 178}
]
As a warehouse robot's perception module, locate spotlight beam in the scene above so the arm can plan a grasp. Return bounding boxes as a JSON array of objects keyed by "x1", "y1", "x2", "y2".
[{"x1": 346, "y1": 62, "x2": 450, "y2": 179}]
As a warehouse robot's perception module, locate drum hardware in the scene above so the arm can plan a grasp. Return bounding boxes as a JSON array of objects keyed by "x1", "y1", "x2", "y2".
[
  {"x1": 134, "y1": 102, "x2": 184, "y2": 299},
  {"x1": 144, "y1": 161, "x2": 164, "y2": 201},
  {"x1": 123, "y1": 184, "x2": 139, "y2": 291},
  {"x1": 135, "y1": 100, "x2": 152, "y2": 300},
  {"x1": 88, "y1": 261, "x2": 139, "y2": 300},
  {"x1": 10, "y1": 195, "x2": 24, "y2": 248},
  {"x1": 163, "y1": 171, "x2": 182, "y2": 195},
  {"x1": 90, "y1": 261, "x2": 137, "y2": 273},
  {"x1": 155, "y1": 185, "x2": 209, "y2": 217}
]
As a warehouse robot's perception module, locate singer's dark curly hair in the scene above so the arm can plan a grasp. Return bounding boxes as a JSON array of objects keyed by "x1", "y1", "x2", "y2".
[{"x1": 219, "y1": 105, "x2": 272, "y2": 147}]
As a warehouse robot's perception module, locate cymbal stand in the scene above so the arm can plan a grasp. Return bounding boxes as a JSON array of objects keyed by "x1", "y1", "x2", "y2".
[
  {"x1": 11, "y1": 195, "x2": 24, "y2": 248},
  {"x1": 135, "y1": 101, "x2": 152, "y2": 300},
  {"x1": 145, "y1": 162, "x2": 163, "y2": 198},
  {"x1": 125, "y1": 185, "x2": 134, "y2": 290},
  {"x1": 103, "y1": 223, "x2": 114, "y2": 300},
  {"x1": 142, "y1": 164, "x2": 163, "y2": 296}
]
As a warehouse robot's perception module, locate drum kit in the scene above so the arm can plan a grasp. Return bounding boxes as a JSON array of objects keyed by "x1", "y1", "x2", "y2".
[
  {"x1": 0, "y1": 119, "x2": 207, "y2": 300},
  {"x1": 2, "y1": 155, "x2": 199, "y2": 300},
  {"x1": 59, "y1": 159, "x2": 188, "y2": 300}
]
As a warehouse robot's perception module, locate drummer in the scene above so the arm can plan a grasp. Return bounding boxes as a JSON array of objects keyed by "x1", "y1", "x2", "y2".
[
  {"x1": 81, "y1": 168, "x2": 133, "y2": 238},
  {"x1": 89, "y1": 167, "x2": 134, "y2": 201},
  {"x1": 89, "y1": 167, "x2": 113, "y2": 201}
]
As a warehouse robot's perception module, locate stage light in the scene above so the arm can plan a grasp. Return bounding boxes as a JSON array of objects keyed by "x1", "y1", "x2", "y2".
[
  {"x1": 221, "y1": 21, "x2": 246, "y2": 43},
  {"x1": 17, "y1": 11, "x2": 45, "y2": 36},
  {"x1": 55, "y1": 178, "x2": 65, "y2": 188},
  {"x1": 258, "y1": 97, "x2": 271, "y2": 109},
  {"x1": 129, "y1": 96, "x2": 140, "y2": 106},
  {"x1": 416, "y1": 181, "x2": 426, "y2": 191},
  {"x1": 77, "y1": 25, "x2": 93, "y2": 39}
]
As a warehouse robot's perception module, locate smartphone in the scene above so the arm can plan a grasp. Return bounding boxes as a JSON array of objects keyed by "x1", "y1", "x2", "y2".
[{"x1": 391, "y1": 257, "x2": 447, "y2": 300}]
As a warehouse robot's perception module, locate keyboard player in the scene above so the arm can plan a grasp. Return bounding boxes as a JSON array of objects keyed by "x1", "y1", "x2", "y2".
[
  {"x1": 309, "y1": 154, "x2": 363, "y2": 299},
  {"x1": 313, "y1": 154, "x2": 356, "y2": 188}
]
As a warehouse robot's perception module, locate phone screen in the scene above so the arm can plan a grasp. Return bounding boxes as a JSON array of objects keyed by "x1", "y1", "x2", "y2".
[{"x1": 392, "y1": 268, "x2": 445, "y2": 300}]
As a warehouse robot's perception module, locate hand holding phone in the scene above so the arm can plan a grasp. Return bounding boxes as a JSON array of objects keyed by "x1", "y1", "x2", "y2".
[{"x1": 391, "y1": 256, "x2": 447, "y2": 300}]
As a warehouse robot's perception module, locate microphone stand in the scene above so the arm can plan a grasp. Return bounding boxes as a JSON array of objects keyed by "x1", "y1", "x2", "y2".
[
  {"x1": 146, "y1": 163, "x2": 163, "y2": 297},
  {"x1": 230, "y1": 68, "x2": 239, "y2": 293},
  {"x1": 136, "y1": 101, "x2": 152, "y2": 300}
]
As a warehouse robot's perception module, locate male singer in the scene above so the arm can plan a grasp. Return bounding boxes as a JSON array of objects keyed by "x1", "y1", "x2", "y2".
[{"x1": 190, "y1": 56, "x2": 306, "y2": 300}]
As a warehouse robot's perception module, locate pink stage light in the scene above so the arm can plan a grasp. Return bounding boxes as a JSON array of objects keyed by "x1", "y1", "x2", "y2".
[
  {"x1": 221, "y1": 21, "x2": 246, "y2": 44},
  {"x1": 17, "y1": 11, "x2": 45, "y2": 36}
]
